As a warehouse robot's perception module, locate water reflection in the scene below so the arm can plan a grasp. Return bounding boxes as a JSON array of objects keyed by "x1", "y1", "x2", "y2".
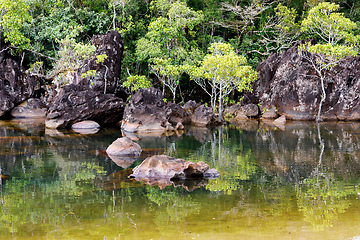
[{"x1": 0, "y1": 119, "x2": 360, "y2": 238}]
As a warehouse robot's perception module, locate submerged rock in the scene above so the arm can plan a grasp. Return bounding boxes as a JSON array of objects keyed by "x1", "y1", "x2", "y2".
[
  {"x1": 130, "y1": 154, "x2": 219, "y2": 185},
  {"x1": 131, "y1": 155, "x2": 186, "y2": 179}
]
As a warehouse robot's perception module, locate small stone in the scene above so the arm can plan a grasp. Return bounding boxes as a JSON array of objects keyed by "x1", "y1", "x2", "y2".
[
  {"x1": 203, "y1": 168, "x2": 220, "y2": 179},
  {"x1": 72, "y1": 120, "x2": 100, "y2": 130}
]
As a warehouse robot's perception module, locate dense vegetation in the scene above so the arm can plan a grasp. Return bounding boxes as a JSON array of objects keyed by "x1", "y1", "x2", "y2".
[{"x1": 1, "y1": 0, "x2": 360, "y2": 104}]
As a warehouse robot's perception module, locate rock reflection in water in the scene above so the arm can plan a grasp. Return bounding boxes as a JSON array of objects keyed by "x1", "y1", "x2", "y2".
[
  {"x1": 130, "y1": 176, "x2": 210, "y2": 191},
  {"x1": 1, "y1": 119, "x2": 360, "y2": 238},
  {"x1": 107, "y1": 155, "x2": 138, "y2": 168}
]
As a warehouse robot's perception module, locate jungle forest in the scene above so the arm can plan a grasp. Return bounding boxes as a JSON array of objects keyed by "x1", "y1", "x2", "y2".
[{"x1": 1, "y1": 0, "x2": 360, "y2": 104}]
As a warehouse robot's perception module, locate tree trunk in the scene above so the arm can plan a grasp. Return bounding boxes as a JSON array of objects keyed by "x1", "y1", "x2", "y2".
[
  {"x1": 219, "y1": 91, "x2": 223, "y2": 121},
  {"x1": 316, "y1": 76, "x2": 326, "y2": 122}
]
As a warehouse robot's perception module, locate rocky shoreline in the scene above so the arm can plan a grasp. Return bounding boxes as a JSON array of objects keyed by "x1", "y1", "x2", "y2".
[{"x1": 1, "y1": 34, "x2": 360, "y2": 129}]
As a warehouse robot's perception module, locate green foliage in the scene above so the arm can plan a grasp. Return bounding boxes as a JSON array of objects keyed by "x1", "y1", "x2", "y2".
[
  {"x1": 0, "y1": 0, "x2": 31, "y2": 50},
  {"x1": 136, "y1": 1, "x2": 203, "y2": 64},
  {"x1": 187, "y1": 42, "x2": 257, "y2": 119},
  {"x1": 136, "y1": 0, "x2": 204, "y2": 102},
  {"x1": 82, "y1": 70, "x2": 97, "y2": 79},
  {"x1": 2, "y1": 0, "x2": 360, "y2": 103},
  {"x1": 301, "y1": 2, "x2": 358, "y2": 45},
  {"x1": 28, "y1": 61, "x2": 44, "y2": 75},
  {"x1": 123, "y1": 74, "x2": 152, "y2": 93},
  {"x1": 95, "y1": 54, "x2": 108, "y2": 64},
  {"x1": 51, "y1": 37, "x2": 96, "y2": 89},
  {"x1": 255, "y1": 3, "x2": 301, "y2": 55},
  {"x1": 151, "y1": 57, "x2": 186, "y2": 102}
]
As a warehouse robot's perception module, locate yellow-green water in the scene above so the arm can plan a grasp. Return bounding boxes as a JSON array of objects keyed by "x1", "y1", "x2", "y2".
[{"x1": 1, "y1": 119, "x2": 360, "y2": 239}]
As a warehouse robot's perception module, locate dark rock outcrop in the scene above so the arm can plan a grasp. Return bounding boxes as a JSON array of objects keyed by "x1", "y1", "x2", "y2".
[
  {"x1": 251, "y1": 40, "x2": 360, "y2": 121},
  {"x1": 191, "y1": 104, "x2": 222, "y2": 126},
  {"x1": 0, "y1": 59, "x2": 37, "y2": 117},
  {"x1": 46, "y1": 84, "x2": 124, "y2": 128},
  {"x1": 183, "y1": 100, "x2": 199, "y2": 112},
  {"x1": 121, "y1": 87, "x2": 173, "y2": 133},
  {"x1": 46, "y1": 32, "x2": 125, "y2": 128},
  {"x1": 166, "y1": 102, "x2": 191, "y2": 125},
  {"x1": 79, "y1": 30, "x2": 124, "y2": 94}
]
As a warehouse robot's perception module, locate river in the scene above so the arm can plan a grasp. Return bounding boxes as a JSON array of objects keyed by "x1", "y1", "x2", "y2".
[{"x1": 0, "y1": 119, "x2": 359, "y2": 239}]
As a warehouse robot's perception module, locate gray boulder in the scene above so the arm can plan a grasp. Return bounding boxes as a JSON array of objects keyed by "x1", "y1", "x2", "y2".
[
  {"x1": 106, "y1": 137, "x2": 142, "y2": 156},
  {"x1": 191, "y1": 104, "x2": 222, "y2": 126},
  {"x1": 11, "y1": 98, "x2": 47, "y2": 118}
]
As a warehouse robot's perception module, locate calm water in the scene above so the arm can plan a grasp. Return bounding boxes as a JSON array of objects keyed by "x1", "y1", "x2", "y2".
[{"x1": 0, "y1": 119, "x2": 360, "y2": 240}]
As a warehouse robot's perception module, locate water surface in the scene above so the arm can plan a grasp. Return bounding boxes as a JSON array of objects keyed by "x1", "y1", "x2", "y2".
[{"x1": 0, "y1": 119, "x2": 360, "y2": 240}]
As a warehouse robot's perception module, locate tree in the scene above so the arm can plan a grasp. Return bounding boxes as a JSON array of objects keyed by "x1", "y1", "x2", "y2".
[
  {"x1": 299, "y1": 2, "x2": 359, "y2": 122},
  {"x1": 254, "y1": 3, "x2": 301, "y2": 56},
  {"x1": 50, "y1": 36, "x2": 96, "y2": 91},
  {"x1": 213, "y1": 0, "x2": 274, "y2": 35},
  {"x1": 123, "y1": 74, "x2": 152, "y2": 94},
  {"x1": 0, "y1": 0, "x2": 31, "y2": 50},
  {"x1": 136, "y1": 0, "x2": 203, "y2": 102},
  {"x1": 188, "y1": 42, "x2": 257, "y2": 120},
  {"x1": 151, "y1": 57, "x2": 185, "y2": 102}
]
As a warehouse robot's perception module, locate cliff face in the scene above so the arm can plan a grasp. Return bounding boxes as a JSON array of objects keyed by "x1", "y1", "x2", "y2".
[
  {"x1": 0, "y1": 58, "x2": 37, "y2": 117},
  {"x1": 250, "y1": 40, "x2": 360, "y2": 121}
]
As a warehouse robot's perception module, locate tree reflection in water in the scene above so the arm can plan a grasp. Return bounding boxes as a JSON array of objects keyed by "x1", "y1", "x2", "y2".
[{"x1": 1, "y1": 120, "x2": 360, "y2": 238}]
